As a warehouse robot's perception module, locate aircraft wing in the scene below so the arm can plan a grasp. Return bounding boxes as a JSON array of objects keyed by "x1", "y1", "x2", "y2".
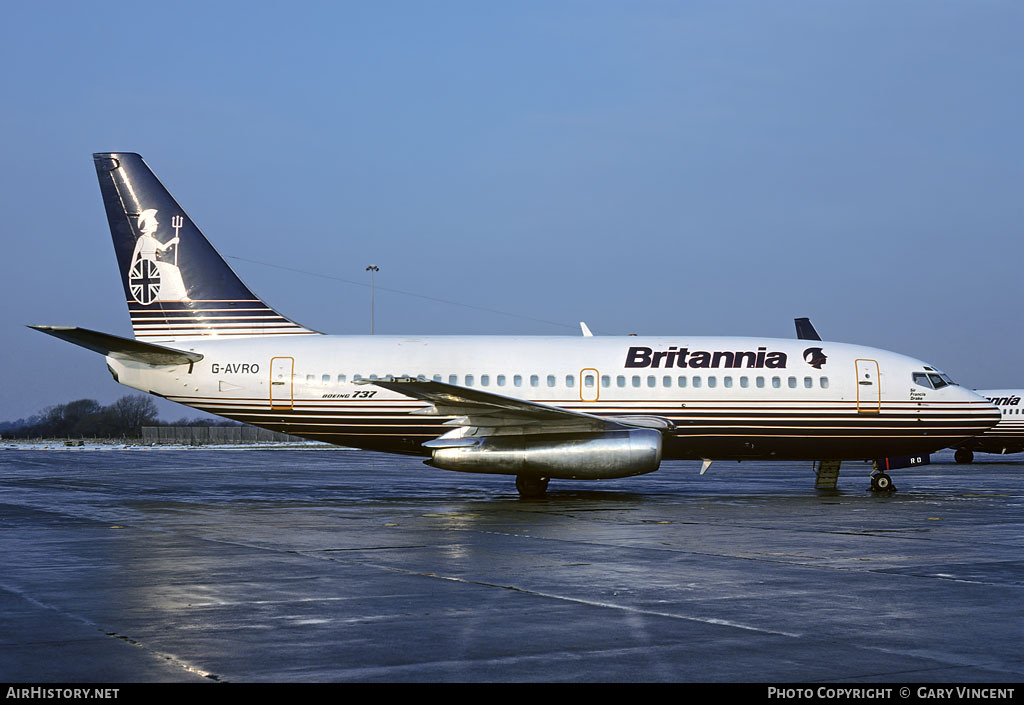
[{"x1": 358, "y1": 377, "x2": 674, "y2": 438}]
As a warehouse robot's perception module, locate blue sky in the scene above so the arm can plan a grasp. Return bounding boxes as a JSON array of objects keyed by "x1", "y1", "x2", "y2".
[{"x1": 2, "y1": 1, "x2": 1023, "y2": 421}]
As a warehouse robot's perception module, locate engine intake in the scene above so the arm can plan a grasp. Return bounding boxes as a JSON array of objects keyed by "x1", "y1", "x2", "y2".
[{"x1": 425, "y1": 428, "x2": 663, "y2": 480}]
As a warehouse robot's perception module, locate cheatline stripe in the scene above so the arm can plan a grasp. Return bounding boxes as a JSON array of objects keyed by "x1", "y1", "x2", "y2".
[
  {"x1": 168, "y1": 427, "x2": 987, "y2": 441},
  {"x1": 181, "y1": 404, "x2": 992, "y2": 420},
  {"x1": 177, "y1": 411, "x2": 995, "y2": 434},
  {"x1": 132, "y1": 317, "x2": 296, "y2": 325},
  {"x1": 182, "y1": 407, "x2": 995, "y2": 426},
  {"x1": 127, "y1": 299, "x2": 265, "y2": 305},
  {"x1": 136, "y1": 330, "x2": 319, "y2": 338},
  {"x1": 167, "y1": 393, "x2": 994, "y2": 409},
  {"x1": 133, "y1": 322, "x2": 306, "y2": 330},
  {"x1": 130, "y1": 307, "x2": 287, "y2": 314},
  {"x1": 188, "y1": 410, "x2": 996, "y2": 422},
  {"x1": 172, "y1": 397, "x2": 995, "y2": 416},
  {"x1": 131, "y1": 316, "x2": 292, "y2": 321},
  {"x1": 130, "y1": 310, "x2": 290, "y2": 317}
]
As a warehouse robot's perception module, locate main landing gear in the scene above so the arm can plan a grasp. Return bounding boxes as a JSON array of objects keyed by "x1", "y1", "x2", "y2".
[
  {"x1": 954, "y1": 448, "x2": 975, "y2": 464},
  {"x1": 515, "y1": 475, "x2": 549, "y2": 498}
]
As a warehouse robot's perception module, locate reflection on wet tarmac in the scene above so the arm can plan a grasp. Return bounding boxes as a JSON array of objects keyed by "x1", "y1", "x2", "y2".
[{"x1": 1, "y1": 446, "x2": 1021, "y2": 682}]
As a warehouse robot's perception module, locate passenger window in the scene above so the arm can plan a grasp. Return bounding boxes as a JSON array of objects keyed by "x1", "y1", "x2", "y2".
[
  {"x1": 678, "y1": 376, "x2": 687, "y2": 388},
  {"x1": 647, "y1": 376, "x2": 656, "y2": 388},
  {"x1": 788, "y1": 377, "x2": 797, "y2": 389},
  {"x1": 602, "y1": 375, "x2": 611, "y2": 388},
  {"x1": 663, "y1": 376, "x2": 672, "y2": 388},
  {"x1": 306, "y1": 374, "x2": 315, "y2": 384},
  {"x1": 693, "y1": 376, "x2": 702, "y2": 388},
  {"x1": 466, "y1": 375, "x2": 475, "y2": 386},
  {"x1": 547, "y1": 375, "x2": 556, "y2": 387},
  {"x1": 322, "y1": 374, "x2": 331, "y2": 384},
  {"x1": 617, "y1": 375, "x2": 626, "y2": 388},
  {"x1": 481, "y1": 375, "x2": 490, "y2": 387},
  {"x1": 584, "y1": 375, "x2": 595, "y2": 388},
  {"x1": 449, "y1": 374, "x2": 458, "y2": 385},
  {"x1": 632, "y1": 376, "x2": 641, "y2": 388},
  {"x1": 337, "y1": 374, "x2": 346, "y2": 383},
  {"x1": 724, "y1": 377, "x2": 733, "y2": 388},
  {"x1": 566, "y1": 375, "x2": 575, "y2": 387},
  {"x1": 820, "y1": 377, "x2": 829, "y2": 389},
  {"x1": 772, "y1": 377, "x2": 781, "y2": 389},
  {"x1": 804, "y1": 377, "x2": 812, "y2": 389},
  {"x1": 514, "y1": 375, "x2": 522, "y2": 387},
  {"x1": 530, "y1": 375, "x2": 539, "y2": 387},
  {"x1": 707, "y1": 376, "x2": 717, "y2": 388},
  {"x1": 740, "y1": 377, "x2": 749, "y2": 388},
  {"x1": 497, "y1": 375, "x2": 505, "y2": 387},
  {"x1": 756, "y1": 377, "x2": 765, "y2": 388}
]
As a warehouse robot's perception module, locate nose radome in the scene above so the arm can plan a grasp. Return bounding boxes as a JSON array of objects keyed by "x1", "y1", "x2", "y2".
[{"x1": 964, "y1": 388, "x2": 1001, "y2": 430}]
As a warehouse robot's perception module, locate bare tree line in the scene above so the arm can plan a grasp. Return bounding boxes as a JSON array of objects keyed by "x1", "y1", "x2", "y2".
[{"x1": 1, "y1": 395, "x2": 238, "y2": 439}]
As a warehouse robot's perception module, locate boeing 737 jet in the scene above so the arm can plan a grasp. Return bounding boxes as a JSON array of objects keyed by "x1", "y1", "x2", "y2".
[
  {"x1": 30, "y1": 154, "x2": 1000, "y2": 496},
  {"x1": 951, "y1": 390, "x2": 1024, "y2": 463}
]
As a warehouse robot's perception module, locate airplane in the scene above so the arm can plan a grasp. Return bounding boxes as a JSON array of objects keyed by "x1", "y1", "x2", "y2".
[
  {"x1": 950, "y1": 390, "x2": 1024, "y2": 463},
  {"x1": 29, "y1": 153, "x2": 1001, "y2": 497},
  {"x1": 794, "y1": 319, "x2": 1023, "y2": 467}
]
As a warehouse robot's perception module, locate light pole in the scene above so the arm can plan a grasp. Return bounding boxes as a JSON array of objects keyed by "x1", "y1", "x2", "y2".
[{"x1": 365, "y1": 265, "x2": 379, "y2": 334}]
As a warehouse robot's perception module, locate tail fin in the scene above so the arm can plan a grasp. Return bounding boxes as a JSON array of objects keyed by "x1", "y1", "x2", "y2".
[
  {"x1": 93, "y1": 152, "x2": 319, "y2": 342},
  {"x1": 794, "y1": 317, "x2": 822, "y2": 341}
]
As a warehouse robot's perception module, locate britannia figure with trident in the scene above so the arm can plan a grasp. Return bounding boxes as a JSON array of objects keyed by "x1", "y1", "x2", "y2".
[{"x1": 127, "y1": 209, "x2": 189, "y2": 304}]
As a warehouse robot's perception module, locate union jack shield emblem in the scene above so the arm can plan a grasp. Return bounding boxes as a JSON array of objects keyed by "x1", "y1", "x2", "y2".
[{"x1": 130, "y1": 258, "x2": 161, "y2": 305}]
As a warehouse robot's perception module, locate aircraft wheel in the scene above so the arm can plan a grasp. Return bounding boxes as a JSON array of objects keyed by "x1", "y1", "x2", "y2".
[
  {"x1": 954, "y1": 448, "x2": 974, "y2": 464},
  {"x1": 871, "y1": 472, "x2": 895, "y2": 493},
  {"x1": 515, "y1": 475, "x2": 549, "y2": 498}
]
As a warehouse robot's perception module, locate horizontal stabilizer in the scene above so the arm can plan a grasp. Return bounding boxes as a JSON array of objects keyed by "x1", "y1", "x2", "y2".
[{"x1": 28, "y1": 325, "x2": 203, "y2": 366}]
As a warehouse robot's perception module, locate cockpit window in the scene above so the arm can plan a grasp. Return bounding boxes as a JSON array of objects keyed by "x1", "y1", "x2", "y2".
[{"x1": 915, "y1": 368, "x2": 957, "y2": 389}]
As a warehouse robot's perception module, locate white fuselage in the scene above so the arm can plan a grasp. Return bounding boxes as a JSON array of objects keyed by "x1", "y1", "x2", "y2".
[{"x1": 106, "y1": 334, "x2": 998, "y2": 462}]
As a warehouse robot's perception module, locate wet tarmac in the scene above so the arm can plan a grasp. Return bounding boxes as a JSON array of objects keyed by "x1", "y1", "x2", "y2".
[{"x1": 0, "y1": 444, "x2": 1021, "y2": 683}]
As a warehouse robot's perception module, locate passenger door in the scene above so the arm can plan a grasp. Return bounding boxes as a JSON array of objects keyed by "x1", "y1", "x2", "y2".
[
  {"x1": 270, "y1": 357, "x2": 294, "y2": 409},
  {"x1": 856, "y1": 359, "x2": 880, "y2": 413}
]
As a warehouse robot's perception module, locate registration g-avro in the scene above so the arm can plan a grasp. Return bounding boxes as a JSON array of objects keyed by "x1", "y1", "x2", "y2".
[{"x1": 31, "y1": 153, "x2": 999, "y2": 496}]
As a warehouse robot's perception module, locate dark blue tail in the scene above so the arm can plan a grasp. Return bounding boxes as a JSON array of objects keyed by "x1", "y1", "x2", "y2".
[{"x1": 94, "y1": 152, "x2": 318, "y2": 342}]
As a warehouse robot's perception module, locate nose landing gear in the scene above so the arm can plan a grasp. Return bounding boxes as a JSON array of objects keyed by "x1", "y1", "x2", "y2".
[{"x1": 870, "y1": 471, "x2": 896, "y2": 493}]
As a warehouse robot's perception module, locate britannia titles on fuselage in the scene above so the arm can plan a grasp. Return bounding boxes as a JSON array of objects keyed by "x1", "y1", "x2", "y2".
[{"x1": 625, "y1": 345, "x2": 788, "y2": 369}]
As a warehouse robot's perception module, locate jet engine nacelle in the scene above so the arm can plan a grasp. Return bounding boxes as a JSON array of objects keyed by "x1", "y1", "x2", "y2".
[{"x1": 426, "y1": 428, "x2": 663, "y2": 480}]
